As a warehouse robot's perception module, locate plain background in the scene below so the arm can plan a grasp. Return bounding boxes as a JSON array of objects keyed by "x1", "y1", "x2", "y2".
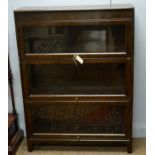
[{"x1": 8, "y1": 0, "x2": 146, "y2": 137}]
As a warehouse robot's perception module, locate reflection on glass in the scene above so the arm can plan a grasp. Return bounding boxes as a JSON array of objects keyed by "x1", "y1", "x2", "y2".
[
  {"x1": 31, "y1": 103, "x2": 125, "y2": 133},
  {"x1": 24, "y1": 25, "x2": 126, "y2": 53}
]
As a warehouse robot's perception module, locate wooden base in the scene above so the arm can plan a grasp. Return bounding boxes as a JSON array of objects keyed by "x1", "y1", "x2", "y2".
[
  {"x1": 27, "y1": 141, "x2": 34, "y2": 152},
  {"x1": 127, "y1": 141, "x2": 132, "y2": 153},
  {"x1": 8, "y1": 129, "x2": 24, "y2": 155},
  {"x1": 27, "y1": 138, "x2": 132, "y2": 153}
]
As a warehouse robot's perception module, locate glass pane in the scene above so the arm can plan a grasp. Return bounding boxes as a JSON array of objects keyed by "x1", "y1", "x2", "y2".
[
  {"x1": 28, "y1": 63, "x2": 125, "y2": 95},
  {"x1": 31, "y1": 103, "x2": 125, "y2": 134},
  {"x1": 24, "y1": 25, "x2": 126, "y2": 54}
]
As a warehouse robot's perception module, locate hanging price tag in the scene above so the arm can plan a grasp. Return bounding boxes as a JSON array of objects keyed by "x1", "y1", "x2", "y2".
[{"x1": 75, "y1": 55, "x2": 84, "y2": 64}]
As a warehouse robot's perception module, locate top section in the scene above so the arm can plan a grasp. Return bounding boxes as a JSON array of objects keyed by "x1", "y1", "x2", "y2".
[
  {"x1": 15, "y1": 5, "x2": 134, "y2": 61},
  {"x1": 15, "y1": 4, "x2": 134, "y2": 12}
]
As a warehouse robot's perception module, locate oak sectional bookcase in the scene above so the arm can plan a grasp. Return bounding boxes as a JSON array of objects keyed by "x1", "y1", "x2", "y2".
[{"x1": 14, "y1": 4, "x2": 134, "y2": 153}]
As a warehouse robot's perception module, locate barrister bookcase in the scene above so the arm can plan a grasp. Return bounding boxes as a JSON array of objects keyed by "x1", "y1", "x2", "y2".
[{"x1": 14, "y1": 4, "x2": 134, "y2": 153}]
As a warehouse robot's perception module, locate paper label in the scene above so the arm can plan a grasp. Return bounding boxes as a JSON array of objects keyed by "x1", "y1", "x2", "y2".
[{"x1": 75, "y1": 55, "x2": 84, "y2": 64}]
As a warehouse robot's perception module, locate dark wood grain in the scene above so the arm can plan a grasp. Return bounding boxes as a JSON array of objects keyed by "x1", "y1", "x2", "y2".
[{"x1": 14, "y1": 6, "x2": 134, "y2": 153}]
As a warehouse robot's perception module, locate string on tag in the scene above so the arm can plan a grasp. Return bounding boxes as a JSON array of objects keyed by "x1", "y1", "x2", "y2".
[{"x1": 73, "y1": 55, "x2": 78, "y2": 66}]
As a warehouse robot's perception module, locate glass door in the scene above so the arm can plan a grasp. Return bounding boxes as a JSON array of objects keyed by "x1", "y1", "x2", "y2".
[
  {"x1": 24, "y1": 25, "x2": 127, "y2": 54},
  {"x1": 27, "y1": 63, "x2": 126, "y2": 96},
  {"x1": 30, "y1": 102, "x2": 126, "y2": 134}
]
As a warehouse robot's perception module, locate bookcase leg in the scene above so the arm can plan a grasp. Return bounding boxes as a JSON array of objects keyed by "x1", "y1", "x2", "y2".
[
  {"x1": 127, "y1": 141, "x2": 132, "y2": 153},
  {"x1": 27, "y1": 141, "x2": 33, "y2": 152}
]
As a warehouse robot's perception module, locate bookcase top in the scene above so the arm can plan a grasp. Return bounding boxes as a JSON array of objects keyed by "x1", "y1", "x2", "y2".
[{"x1": 15, "y1": 4, "x2": 134, "y2": 12}]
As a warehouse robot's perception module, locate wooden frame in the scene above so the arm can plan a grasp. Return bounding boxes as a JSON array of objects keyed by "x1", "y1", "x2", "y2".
[{"x1": 14, "y1": 5, "x2": 134, "y2": 153}]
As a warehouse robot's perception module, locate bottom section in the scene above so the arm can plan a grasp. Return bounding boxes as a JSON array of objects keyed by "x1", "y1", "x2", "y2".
[
  {"x1": 27, "y1": 102, "x2": 132, "y2": 153},
  {"x1": 26, "y1": 137, "x2": 132, "y2": 153}
]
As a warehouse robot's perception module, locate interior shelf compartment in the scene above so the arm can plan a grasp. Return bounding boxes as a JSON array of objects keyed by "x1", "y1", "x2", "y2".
[{"x1": 27, "y1": 63, "x2": 126, "y2": 96}]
